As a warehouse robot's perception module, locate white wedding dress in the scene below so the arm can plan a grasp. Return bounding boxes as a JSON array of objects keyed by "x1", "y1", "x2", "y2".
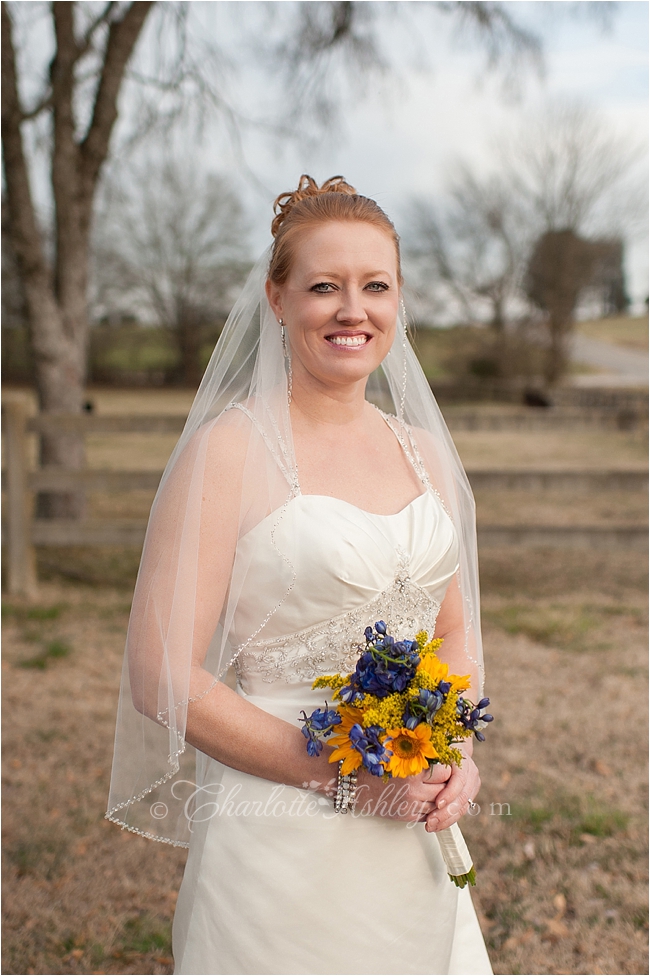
[{"x1": 172, "y1": 482, "x2": 493, "y2": 975}]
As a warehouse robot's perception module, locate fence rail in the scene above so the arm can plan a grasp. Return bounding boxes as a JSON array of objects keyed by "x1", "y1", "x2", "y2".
[{"x1": 3, "y1": 401, "x2": 648, "y2": 598}]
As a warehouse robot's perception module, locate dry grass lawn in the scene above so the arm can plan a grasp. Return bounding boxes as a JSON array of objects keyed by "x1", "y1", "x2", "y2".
[
  {"x1": 576, "y1": 317, "x2": 648, "y2": 353},
  {"x1": 2, "y1": 548, "x2": 647, "y2": 976}
]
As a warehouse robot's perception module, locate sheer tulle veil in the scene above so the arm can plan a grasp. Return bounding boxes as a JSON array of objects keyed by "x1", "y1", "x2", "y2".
[{"x1": 106, "y1": 245, "x2": 485, "y2": 847}]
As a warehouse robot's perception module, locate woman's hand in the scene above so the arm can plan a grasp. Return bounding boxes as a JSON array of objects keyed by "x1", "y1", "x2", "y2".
[
  {"x1": 424, "y1": 751, "x2": 481, "y2": 833},
  {"x1": 352, "y1": 763, "x2": 452, "y2": 823}
]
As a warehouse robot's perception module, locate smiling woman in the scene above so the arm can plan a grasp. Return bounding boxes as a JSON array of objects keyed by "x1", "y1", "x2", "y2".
[
  {"x1": 107, "y1": 175, "x2": 492, "y2": 975},
  {"x1": 266, "y1": 221, "x2": 399, "y2": 395}
]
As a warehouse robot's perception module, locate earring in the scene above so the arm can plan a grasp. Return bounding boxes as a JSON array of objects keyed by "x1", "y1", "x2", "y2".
[
  {"x1": 279, "y1": 319, "x2": 292, "y2": 406},
  {"x1": 398, "y1": 302, "x2": 408, "y2": 420}
]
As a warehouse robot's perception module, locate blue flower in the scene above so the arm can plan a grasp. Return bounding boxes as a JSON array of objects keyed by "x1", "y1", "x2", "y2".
[
  {"x1": 299, "y1": 705, "x2": 341, "y2": 757},
  {"x1": 402, "y1": 686, "x2": 447, "y2": 730},
  {"x1": 307, "y1": 706, "x2": 341, "y2": 731},
  {"x1": 457, "y1": 697, "x2": 495, "y2": 740},
  {"x1": 348, "y1": 723, "x2": 392, "y2": 775},
  {"x1": 344, "y1": 623, "x2": 422, "y2": 701},
  {"x1": 302, "y1": 730, "x2": 323, "y2": 757}
]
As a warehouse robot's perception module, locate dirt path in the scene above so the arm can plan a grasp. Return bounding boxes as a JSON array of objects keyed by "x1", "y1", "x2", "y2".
[{"x1": 570, "y1": 333, "x2": 649, "y2": 386}]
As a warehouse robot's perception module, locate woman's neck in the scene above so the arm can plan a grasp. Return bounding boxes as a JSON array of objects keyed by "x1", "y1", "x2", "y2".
[{"x1": 290, "y1": 374, "x2": 368, "y2": 427}]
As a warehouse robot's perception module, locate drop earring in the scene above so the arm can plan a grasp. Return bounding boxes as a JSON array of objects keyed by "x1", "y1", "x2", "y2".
[{"x1": 279, "y1": 319, "x2": 292, "y2": 406}]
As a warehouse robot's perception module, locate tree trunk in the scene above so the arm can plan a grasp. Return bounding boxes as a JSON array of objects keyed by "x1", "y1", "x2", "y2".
[
  {"x1": 175, "y1": 305, "x2": 204, "y2": 389},
  {"x1": 544, "y1": 314, "x2": 571, "y2": 387}
]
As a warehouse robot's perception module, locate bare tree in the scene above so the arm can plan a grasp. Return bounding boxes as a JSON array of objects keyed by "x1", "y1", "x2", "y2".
[
  {"x1": 511, "y1": 101, "x2": 645, "y2": 383},
  {"x1": 504, "y1": 100, "x2": 645, "y2": 238},
  {"x1": 405, "y1": 167, "x2": 527, "y2": 332},
  {"x1": 405, "y1": 99, "x2": 643, "y2": 384},
  {"x1": 93, "y1": 160, "x2": 250, "y2": 387}
]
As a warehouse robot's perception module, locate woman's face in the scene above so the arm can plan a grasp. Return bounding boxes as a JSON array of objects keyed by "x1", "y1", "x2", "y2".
[{"x1": 266, "y1": 221, "x2": 400, "y2": 395}]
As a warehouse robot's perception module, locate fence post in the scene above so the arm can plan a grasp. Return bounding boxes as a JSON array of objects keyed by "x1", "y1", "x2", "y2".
[{"x1": 4, "y1": 399, "x2": 38, "y2": 599}]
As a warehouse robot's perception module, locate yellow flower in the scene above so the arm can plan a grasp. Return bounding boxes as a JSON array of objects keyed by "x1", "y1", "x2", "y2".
[
  {"x1": 326, "y1": 706, "x2": 365, "y2": 775},
  {"x1": 417, "y1": 653, "x2": 450, "y2": 684},
  {"x1": 360, "y1": 691, "x2": 406, "y2": 731},
  {"x1": 417, "y1": 651, "x2": 471, "y2": 695},
  {"x1": 385, "y1": 724, "x2": 438, "y2": 778},
  {"x1": 312, "y1": 673, "x2": 349, "y2": 697}
]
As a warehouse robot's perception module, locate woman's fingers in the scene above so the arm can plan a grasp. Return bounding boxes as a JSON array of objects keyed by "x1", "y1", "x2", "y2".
[
  {"x1": 435, "y1": 759, "x2": 477, "y2": 810},
  {"x1": 420, "y1": 764, "x2": 452, "y2": 785},
  {"x1": 424, "y1": 762, "x2": 481, "y2": 832}
]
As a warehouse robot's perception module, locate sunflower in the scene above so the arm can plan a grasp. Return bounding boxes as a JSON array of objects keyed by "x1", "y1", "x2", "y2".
[
  {"x1": 418, "y1": 653, "x2": 471, "y2": 693},
  {"x1": 417, "y1": 653, "x2": 450, "y2": 684},
  {"x1": 326, "y1": 706, "x2": 365, "y2": 775},
  {"x1": 385, "y1": 724, "x2": 438, "y2": 778}
]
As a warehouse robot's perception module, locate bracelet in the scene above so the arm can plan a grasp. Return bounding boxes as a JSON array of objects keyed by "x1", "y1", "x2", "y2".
[{"x1": 334, "y1": 761, "x2": 357, "y2": 814}]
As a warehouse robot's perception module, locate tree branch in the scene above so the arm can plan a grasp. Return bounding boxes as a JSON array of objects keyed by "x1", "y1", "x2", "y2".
[
  {"x1": 80, "y1": 0, "x2": 155, "y2": 197},
  {"x1": 76, "y1": 1, "x2": 118, "y2": 60},
  {"x1": 1, "y1": 2, "x2": 64, "y2": 365},
  {"x1": 1, "y1": 2, "x2": 48, "y2": 286},
  {"x1": 21, "y1": 89, "x2": 54, "y2": 122}
]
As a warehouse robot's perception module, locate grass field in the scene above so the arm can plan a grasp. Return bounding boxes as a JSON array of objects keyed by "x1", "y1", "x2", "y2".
[
  {"x1": 2, "y1": 548, "x2": 647, "y2": 976},
  {"x1": 576, "y1": 316, "x2": 648, "y2": 352}
]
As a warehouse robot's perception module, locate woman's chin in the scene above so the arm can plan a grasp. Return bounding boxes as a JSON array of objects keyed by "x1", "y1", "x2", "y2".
[{"x1": 315, "y1": 359, "x2": 382, "y2": 388}]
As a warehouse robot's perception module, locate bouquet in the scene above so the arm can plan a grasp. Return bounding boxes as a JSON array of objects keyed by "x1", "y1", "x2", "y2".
[{"x1": 299, "y1": 621, "x2": 493, "y2": 887}]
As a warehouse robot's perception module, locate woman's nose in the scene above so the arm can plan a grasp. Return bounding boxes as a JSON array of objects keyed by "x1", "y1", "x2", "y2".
[{"x1": 336, "y1": 289, "x2": 368, "y2": 325}]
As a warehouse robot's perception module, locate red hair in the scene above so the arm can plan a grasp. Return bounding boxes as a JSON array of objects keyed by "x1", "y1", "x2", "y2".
[{"x1": 268, "y1": 174, "x2": 402, "y2": 285}]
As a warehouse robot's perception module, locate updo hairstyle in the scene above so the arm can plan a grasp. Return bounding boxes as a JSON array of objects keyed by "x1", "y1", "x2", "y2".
[{"x1": 268, "y1": 175, "x2": 402, "y2": 285}]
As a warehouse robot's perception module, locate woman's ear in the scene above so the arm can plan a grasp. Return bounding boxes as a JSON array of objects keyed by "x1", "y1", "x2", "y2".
[{"x1": 265, "y1": 279, "x2": 283, "y2": 321}]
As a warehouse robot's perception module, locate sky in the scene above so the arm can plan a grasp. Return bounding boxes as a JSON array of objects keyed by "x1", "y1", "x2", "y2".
[{"x1": 186, "y1": 0, "x2": 649, "y2": 307}]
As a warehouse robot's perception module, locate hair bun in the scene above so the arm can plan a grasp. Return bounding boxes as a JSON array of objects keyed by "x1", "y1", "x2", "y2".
[{"x1": 271, "y1": 174, "x2": 358, "y2": 238}]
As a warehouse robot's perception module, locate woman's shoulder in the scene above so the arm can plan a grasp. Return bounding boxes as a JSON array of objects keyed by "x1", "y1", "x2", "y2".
[{"x1": 193, "y1": 399, "x2": 291, "y2": 474}]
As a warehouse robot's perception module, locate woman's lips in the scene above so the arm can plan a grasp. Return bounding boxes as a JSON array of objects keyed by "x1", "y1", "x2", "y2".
[{"x1": 325, "y1": 333, "x2": 370, "y2": 347}]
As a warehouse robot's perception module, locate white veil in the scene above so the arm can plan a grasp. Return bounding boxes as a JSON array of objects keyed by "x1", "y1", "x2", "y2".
[{"x1": 106, "y1": 246, "x2": 484, "y2": 847}]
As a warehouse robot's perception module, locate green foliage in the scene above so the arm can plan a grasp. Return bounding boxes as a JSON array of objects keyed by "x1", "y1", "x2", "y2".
[
  {"x1": 2, "y1": 602, "x2": 65, "y2": 621},
  {"x1": 482, "y1": 601, "x2": 637, "y2": 652},
  {"x1": 412, "y1": 324, "x2": 545, "y2": 383},
  {"x1": 576, "y1": 808, "x2": 629, "y2": 839},
  {"x1": 37, "y1": 547, "x2": 142, "y2": 588},
  {"x1": 512, "y1": 791, "x2": 629, "y2": 845},
  {"x1": 90, "y1": 324, "x2": 179, "y2": 383},
  {"x1": 6, "y1": 830, "x2": 70, "y2": 880},
  {"x1": 118, "y1": 914, "x2": 172, "y2": 955},
  {"x1": 19, "y1": 640, "x2": 72, "y2": 670}
]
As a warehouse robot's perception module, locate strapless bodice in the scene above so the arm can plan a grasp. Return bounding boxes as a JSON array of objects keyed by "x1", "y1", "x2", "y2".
[{"x1": 229, "y1": 490, "x2": 459, "y2": 698}]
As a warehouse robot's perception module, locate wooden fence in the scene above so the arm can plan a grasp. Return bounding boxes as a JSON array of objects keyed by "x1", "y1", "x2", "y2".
[{"x1": 2, "y1": 399, "x2": 648, "y2": 598}]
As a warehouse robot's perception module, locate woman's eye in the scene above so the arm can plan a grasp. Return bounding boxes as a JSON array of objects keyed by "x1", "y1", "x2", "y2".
[
  {"x1": 366, "y1": 281, "x2": 389, "y2": 292},
  {"x1": 311, "y1": 282, "x2": 335, "y2": 293}
]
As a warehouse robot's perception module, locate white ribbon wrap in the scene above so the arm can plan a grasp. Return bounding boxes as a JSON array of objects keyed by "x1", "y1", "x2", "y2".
[{"x1": 436, "y1": 823, "x2": 474, "y2": 877}]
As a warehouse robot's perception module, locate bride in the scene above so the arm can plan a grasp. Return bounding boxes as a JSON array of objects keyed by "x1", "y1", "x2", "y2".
[{"x1": 107, "y1": 175, "x2": 493, "y2": 975}]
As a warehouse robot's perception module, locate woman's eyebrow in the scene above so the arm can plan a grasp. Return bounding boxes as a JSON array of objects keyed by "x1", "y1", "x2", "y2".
[{"x1": 306, "y1": 270, "x2": 392, "y2": 279}]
